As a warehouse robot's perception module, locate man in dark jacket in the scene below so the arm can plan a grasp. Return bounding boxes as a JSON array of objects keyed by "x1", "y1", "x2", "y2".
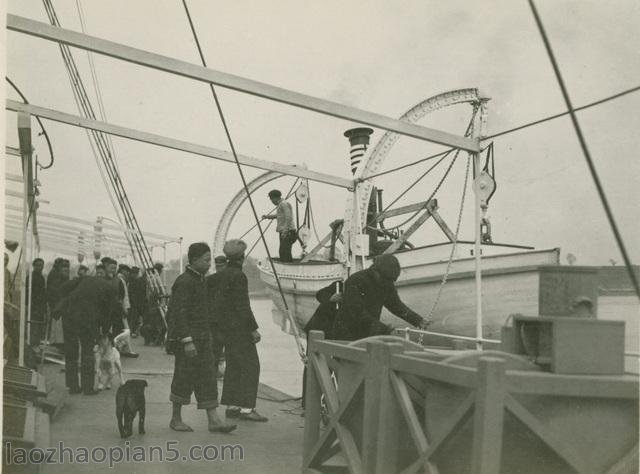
[
  {"x1": 168, "y1": 242, "x2": 235, "y2": 433},
  {"x1": 213, "y1": 239, "x2": 267, "y2": 422},
  {"x1": 128, "y1": 266, "x2": 145, "y2": 337},
  {"x1": 302, "y1": 280, "x2": 344, "y2": 408},
  {"x1": 207, "y1": 255, "x2": 228, "y2": 379},
  {"x1": 59, "y1": 276, "x2": 116, "y2": 395},
  {"x1": 332, "y1": 254, "x2": 430, "y2": 341},
  {"x1": 304, "y1": 280, "x2": 344, "y2": 338},
  {"x1": 47, "y1": 258, "x2": 70, "y2": 347},
  {"x1": 26, "y1": 258, "x2": 47, "y2": 346}
]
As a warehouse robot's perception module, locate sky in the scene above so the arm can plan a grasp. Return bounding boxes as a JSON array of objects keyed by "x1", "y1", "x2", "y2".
[{"x1": 3, "y1": 0, "x2": 640, "y2": 267}]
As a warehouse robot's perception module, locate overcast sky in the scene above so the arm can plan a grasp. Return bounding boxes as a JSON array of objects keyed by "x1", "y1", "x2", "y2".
[{"x1": 4, "y1": 0, "x2": 639, "y2": 266}]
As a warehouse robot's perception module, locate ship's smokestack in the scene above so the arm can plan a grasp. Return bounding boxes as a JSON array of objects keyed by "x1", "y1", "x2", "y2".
[{"x1": 344, "y1": 127, "x2": 374, "y2": 175}]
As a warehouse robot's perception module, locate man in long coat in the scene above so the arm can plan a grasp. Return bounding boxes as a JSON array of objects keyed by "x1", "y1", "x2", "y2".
[
  {"x1": 213, "y1": 239, "x2": 267, "y2": 422},
  {"x1": 332, "y1": 254, "x2": 430, "y2": 341},
  {"x1": 26, "y1": 258, "x2": 47, "y2": 346},
  {"x1": 168, "y1": 242, "x2": 235, "y2": 433},
  {"x1": 60, "y1": 275, "x2": 115, "y2": 394},
  {"x1": 47, "y1": 258, "x2": 70, "y2": 346}
]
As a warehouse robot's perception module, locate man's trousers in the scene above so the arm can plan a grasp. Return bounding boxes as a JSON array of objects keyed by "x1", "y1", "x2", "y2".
[
  {"x1": 220, "y1": 332, "x2": 260, "y2": 409},
  {"x1": 169, "y1": 336, "x2": 219, "y2": 409}
]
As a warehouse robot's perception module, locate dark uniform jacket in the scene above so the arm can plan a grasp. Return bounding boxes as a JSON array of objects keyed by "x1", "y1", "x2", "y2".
[
  {"x1": 210, "y1": 262, "x2": 258, "y2": 335},
  {"x1": 26, "y1": 272, "x2": 47, "y2": 319},
  {"x1": 129, "y1": 277, "x2": 146, "y2": 311},
  {"x1": 63, "y1": 276, "x2": 116, "y2": 339},
  {"x1": 304, "y1": 281, "x2": 344, "y2": 337},
  {"x1": 46, "y1": 270, "x2": 68, "y2": 310},
  {"x1": 167, "y1": 266, "x2": 211, "y2": 342},
  {"x1": 332, "y1": 267, "x2": 423, "y2": 341}
]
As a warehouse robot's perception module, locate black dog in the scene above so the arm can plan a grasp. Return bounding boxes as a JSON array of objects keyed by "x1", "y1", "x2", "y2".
[{"x1": 116, "y1": 379, "x2": 147, "y2": 438}]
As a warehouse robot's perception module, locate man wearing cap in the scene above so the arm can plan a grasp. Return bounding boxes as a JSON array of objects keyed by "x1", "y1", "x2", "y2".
[
  {"x1": 207, "y1": 255, "x2": 228, "y2": 379},
  {"x1": 213, "y1": 239, "x2": 267, "y2": 422},
  {"x1": 571, "y1": 296, "x2": 595, "y2": 318},
  {"x1": 262, "y1": 189, "x2": 297, "y2": 262},
  {"x1": 332, "y1": 254, "x2": 430, "y2": 341},
  {"x1": 168, "y1": 242, "x2": 235, "y2": 433}
]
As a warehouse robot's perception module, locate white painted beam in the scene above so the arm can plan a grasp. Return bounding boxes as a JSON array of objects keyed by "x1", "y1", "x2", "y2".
[
  {"x1": 6, "y1": 100, "x2": 353, "y2": 190},
  {"x1": 6, "y1": 14, "x2": 480, "y2": 153}
]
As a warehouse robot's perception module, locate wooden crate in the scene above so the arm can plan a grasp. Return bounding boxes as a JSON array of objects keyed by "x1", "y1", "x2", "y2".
[{"x1": 505, "y1": 315, "x2": 625, "y2": 374}]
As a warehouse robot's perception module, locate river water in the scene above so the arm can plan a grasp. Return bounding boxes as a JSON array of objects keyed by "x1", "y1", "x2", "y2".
[{"x1": 252, "y1": 297, "x2": 304, "y2": 397}]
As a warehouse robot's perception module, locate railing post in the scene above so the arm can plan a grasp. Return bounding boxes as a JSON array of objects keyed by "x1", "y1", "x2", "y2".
[
  {"x1": 471, "y1": 356, "x2": 506, "y2": 474},
  {"x1": 302, "y1": 330, "x2": 323, "y2": 469},
  {"x1": 362, "y1": 341, "x2": 404, "y2": 474}
]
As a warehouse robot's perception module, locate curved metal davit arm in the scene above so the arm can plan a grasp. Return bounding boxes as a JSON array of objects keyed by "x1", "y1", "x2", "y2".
[
  {"x1": 212, "y1": 170, "x2": 286, "y2": 255},
  {"x1": 346, "y1": 88, "x2": 487, "y2": 236}
]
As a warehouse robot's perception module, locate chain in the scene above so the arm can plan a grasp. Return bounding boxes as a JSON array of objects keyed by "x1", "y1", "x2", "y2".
[{"x1": 418, "y1": 110, "x2": 476, "y2": 346}]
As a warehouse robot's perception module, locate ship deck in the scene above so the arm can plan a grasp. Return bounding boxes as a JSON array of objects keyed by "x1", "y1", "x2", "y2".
[{"x1": 41, "y1": 298, "x2": 306, "y2": 473}]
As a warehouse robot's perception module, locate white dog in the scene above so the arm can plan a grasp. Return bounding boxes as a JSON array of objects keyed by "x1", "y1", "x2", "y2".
[{"x1": 95, "y1": 334, "x2": 125, "y2": 390}]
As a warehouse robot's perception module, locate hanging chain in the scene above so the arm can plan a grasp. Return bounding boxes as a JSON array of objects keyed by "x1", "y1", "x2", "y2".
[{"x1": 418, "y1": 105, "x2": 478, "y2": 346}]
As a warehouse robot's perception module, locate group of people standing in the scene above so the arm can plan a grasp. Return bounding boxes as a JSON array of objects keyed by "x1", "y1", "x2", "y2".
[
  {"x1": 20, "y1": 255, "x2": 166, "y2": 395},
  {"x1": 167, "y1": 240, "x2": 267, "y2": 434}
]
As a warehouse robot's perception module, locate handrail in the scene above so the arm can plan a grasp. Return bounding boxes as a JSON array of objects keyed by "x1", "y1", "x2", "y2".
[
  {"x1": 395, "y1": 327, "x2": 501, "y2": 345},
  {"x1": 396, "y1": 327, "x2": 640, "y2": 358}
]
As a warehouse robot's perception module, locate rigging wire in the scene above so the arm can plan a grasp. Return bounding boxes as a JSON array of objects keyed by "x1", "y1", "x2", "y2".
[
  {"x1": 484, "y1": 84, "x2": 640, "y2": 141},
  {"x1": 359, "y1": 84, "x2": 640, "y2": 183},
  {"x1": 528, "y1": 0, "x2": 639, "y2": 299},
  {"x1": 42, "y1": 0, "x2": 165, "y2": 301},
  {"x1": 5, "y1": 77, "x2": 55, "y2": 170},
  {"x1": 359, "y1": 148, "x2": 453, "y2": 182},
  {"x1": 363, "y1": 110, "x2": 477, "y2": 233},
  {"x1": 375, "y1": 151, "x2": 460, "y2": 232},
  {"x1": 74, "y1": 0, "x2": 121, "y2": 173},
  {"x1": 181, "y1": 0, "x2": 307, "y2": 362}
]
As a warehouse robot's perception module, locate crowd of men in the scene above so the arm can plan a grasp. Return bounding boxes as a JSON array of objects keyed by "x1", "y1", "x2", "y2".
[{"x1": 10, "y1": 255, "x2": 166, "y2": 394}]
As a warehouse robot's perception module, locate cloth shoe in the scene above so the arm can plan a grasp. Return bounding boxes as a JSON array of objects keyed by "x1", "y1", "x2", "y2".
[{"x1": 239, "y1": 409, "x2": 268, "y2": 422}]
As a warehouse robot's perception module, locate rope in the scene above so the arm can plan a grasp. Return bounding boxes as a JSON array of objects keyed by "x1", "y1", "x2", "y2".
[
  {"x1": 5, "y1": 77, "x2": 55, "y2": 169},
  {"x1": 181, "y1": 0, "x2": 307, "y2": 363},
  {"x1": 528, "y1": 0, "x2": 639, "y2": 299}
]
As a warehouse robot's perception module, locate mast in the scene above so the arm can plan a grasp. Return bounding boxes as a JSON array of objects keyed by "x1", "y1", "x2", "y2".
[
  {"x1": 472, "y1": 96, "x2": 490, "y2": 349},
  {"x1": 17, "y1": 112, "x2": 33, "y2": 365}
]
